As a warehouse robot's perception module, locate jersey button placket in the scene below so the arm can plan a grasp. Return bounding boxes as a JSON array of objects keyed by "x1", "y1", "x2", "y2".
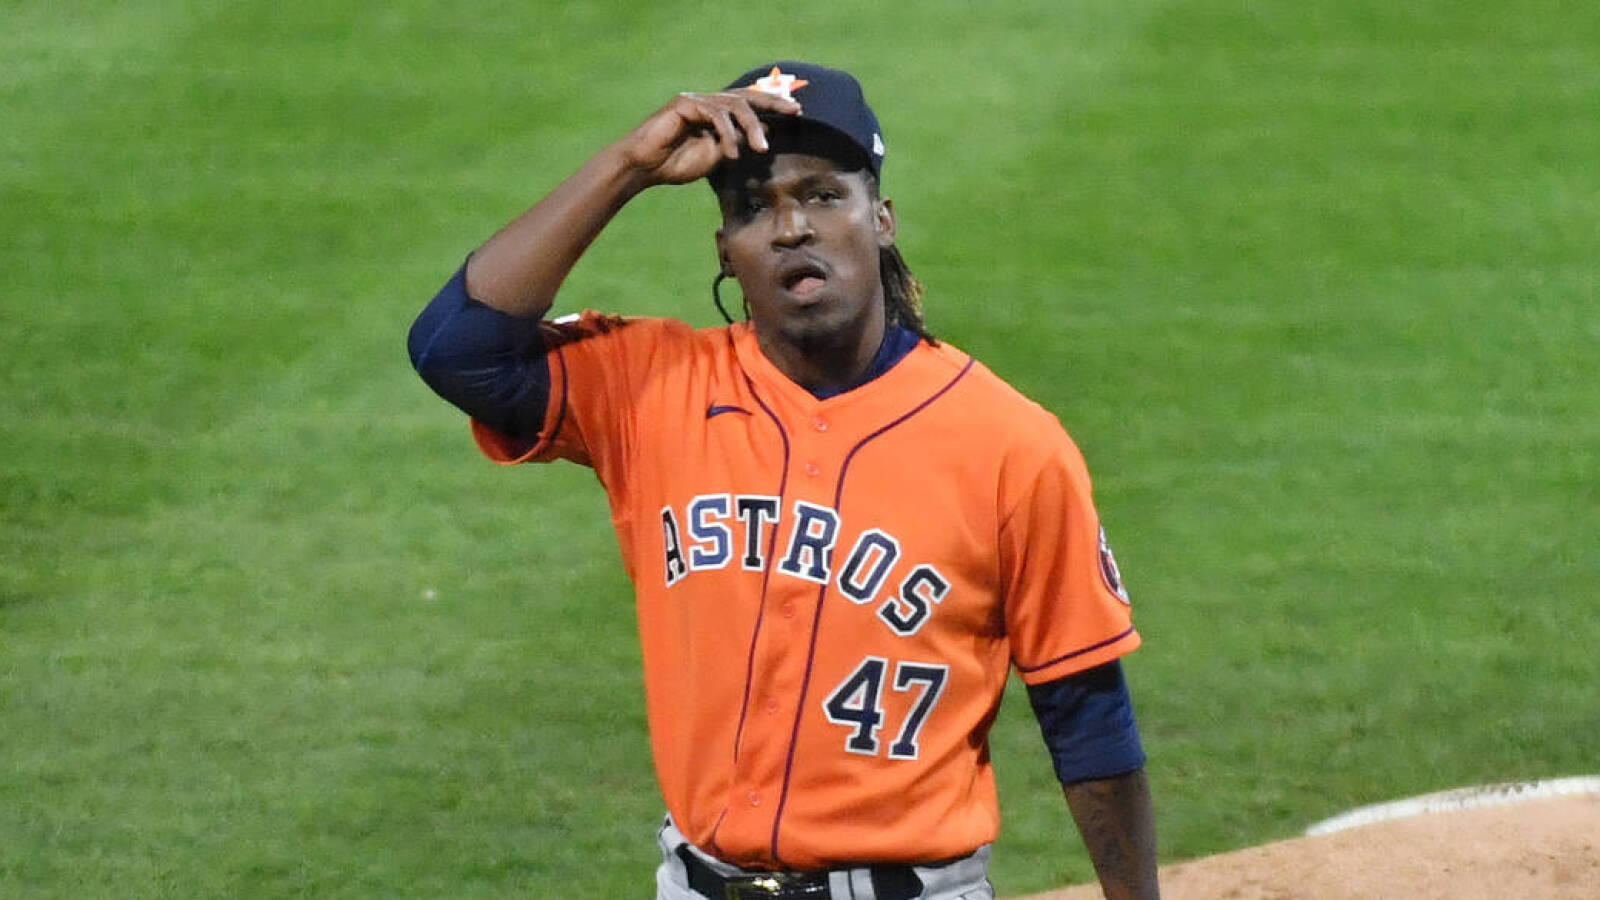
[
  {"x1": 727, "y1": 408, "x2": 836, "y2": 854},
  {"x1": 727, "y1": 488, "x2": 816, "y2": 850}
]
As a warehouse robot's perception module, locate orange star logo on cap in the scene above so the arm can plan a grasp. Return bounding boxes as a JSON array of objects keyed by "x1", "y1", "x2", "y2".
[{"x1": 747, "y1": 66, "x2": 809, "y2": 102}]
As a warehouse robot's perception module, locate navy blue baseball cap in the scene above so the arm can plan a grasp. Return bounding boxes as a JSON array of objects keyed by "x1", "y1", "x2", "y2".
[{"x1": 723, "y1": 61, "x2": 886, "y2": 177}]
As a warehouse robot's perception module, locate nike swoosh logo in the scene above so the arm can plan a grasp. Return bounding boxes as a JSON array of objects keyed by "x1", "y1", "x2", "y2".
[{"x1": 706, "y1": 404, "x2": 752, "y2": 419}]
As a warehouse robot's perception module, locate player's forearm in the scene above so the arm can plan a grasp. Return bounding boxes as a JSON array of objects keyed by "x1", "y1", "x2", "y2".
[
  {"x1": 1063, "y1": 767, "x2": 1160, "y2": 899},
  {"x1": 465, "y1": 143, "x2": 652, "y2": 317}
]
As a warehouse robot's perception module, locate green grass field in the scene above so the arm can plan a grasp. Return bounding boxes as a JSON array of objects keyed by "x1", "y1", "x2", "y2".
[{"x1": 4, "y1": 1, "x2": 1597, "y2": 896}]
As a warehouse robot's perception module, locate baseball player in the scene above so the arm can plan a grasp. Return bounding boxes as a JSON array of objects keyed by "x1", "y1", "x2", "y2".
[{"x1": 410, "y1": 62, "x2": 1159, "y2": 899}]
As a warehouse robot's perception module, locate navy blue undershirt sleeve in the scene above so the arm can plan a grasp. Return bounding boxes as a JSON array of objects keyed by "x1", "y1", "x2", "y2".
[
  {"x1": 1026, "y1": 660, "x2": 1147, "y2": 785},
  {"x1": 408, "y1": 263, "x2": 552, "y2": 439}
]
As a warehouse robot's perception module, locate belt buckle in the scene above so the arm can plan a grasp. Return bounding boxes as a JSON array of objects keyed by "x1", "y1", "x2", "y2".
[{"x1": 725, "y1": 875, "x2": 786, "y2": 898}]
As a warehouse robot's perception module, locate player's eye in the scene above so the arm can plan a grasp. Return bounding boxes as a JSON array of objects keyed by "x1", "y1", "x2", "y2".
[
  {"x1": 741, "y1": 195, "x2": 771, "y2": 216},
  {"x1": 808, "y1": 188, "x2": 842, "y2": 204}
]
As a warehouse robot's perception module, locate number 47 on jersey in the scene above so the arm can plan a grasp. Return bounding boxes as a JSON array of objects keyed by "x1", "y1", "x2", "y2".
[{"x1": 823, "y1": 657, "x2": 947, "y2": 760}]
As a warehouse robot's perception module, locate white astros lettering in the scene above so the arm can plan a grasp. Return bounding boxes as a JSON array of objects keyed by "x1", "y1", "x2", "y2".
[{"x1": 659, "y1": 494, "x2": 951, "y2": 636}]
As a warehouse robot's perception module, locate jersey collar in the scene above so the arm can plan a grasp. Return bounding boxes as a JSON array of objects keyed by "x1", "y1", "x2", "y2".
[{"x1": 730, "y1": 321, "x2": 961, "y2": 421}]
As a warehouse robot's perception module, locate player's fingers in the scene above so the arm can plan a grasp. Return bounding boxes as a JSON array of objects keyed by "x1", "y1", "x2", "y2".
[
  {"x1": 729, "y1": 88, "x2": 803, "y2": 118},
  {"x1": 706, "y1": 108, "x2": 743, "y2": 159},
  {"x1": 705, "y1": 91, "x2": 799, "y2": 155},
  {"x1": 725, "y1": 98, "x2": 770, "y2": 153},
  {"x1": 670, "y1": 94, "x2": 746, "y2": 159}
]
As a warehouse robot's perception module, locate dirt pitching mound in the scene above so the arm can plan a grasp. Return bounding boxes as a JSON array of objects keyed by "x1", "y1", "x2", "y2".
[{"x1": 1019, "y1": 792, "x2": 1600, "y2": 900}]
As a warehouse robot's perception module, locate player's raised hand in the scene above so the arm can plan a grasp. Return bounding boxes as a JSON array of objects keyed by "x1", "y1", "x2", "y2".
[
  {"x1": 461, "y1": 85, "x2": 800, "y2": 314},
  {"x1": 617, "y1": 89, "x2": 802, "y2": 186}
]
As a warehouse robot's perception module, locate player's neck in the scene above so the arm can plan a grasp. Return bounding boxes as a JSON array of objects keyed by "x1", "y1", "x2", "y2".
[{"x1": 755, "y1": 313, "x2": 888, "y2": 396}]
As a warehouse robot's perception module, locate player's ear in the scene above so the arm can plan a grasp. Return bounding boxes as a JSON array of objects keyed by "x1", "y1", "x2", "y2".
[{"x1": 875, "y1": 198, "x2": 896, "y2": 248}]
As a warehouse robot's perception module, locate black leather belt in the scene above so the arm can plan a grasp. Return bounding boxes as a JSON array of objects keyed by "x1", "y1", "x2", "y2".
[{"x1": 676, "y1": 846, "x2": 922, "y2": 900}]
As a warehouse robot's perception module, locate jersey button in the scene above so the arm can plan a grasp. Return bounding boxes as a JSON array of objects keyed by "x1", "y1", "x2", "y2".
[
  {"x1": 803, "y1": 461, "x2": 821, "y2": 477},
  {"x1": 765, "y1": 699, "x2": 780, "y2": 715},
  {"x1": 780, "y1": 603, "x2": 795, "y2": 618},
  {"x1": 747, "y1": 791, "x2": 762, "y2": 807},
  {"x1": 811, "y1": 417, "x2": 828, "y2": 432}
]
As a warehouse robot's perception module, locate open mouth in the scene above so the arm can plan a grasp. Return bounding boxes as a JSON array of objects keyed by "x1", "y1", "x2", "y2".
[{"x1": 779, "y1": 260, "x2": 829, "y2": 299}]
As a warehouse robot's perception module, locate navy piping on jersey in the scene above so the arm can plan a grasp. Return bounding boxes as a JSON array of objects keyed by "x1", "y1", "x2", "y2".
[
  {"x1": 550, "y1": 347, "x2": 571, "y2": 457},
  {"x1": 712, "y1": 331, "x2": 911, "y2": 856},
  {"x1": 769, "y1": 356, "x2": 977, "y2": 866},
  {"x1": 1014, "y1": 626, "x2": 1138, "y2": 676},
  {"x1": 706, "y1": 373, "x2": 793, "y2": 861},
  {"x1": 728, "y1": 375, "x2": 792, "y2": 763}
]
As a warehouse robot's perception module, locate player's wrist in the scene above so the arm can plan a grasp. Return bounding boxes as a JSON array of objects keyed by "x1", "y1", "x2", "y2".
[{"x1": 599, "y1": 139, "x2": 669, "y2": 196}]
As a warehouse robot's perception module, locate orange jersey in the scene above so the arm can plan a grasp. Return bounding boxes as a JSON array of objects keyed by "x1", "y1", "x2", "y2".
[{"x1": 472, "y1": 314, "x2": 1139, "y2": 870}]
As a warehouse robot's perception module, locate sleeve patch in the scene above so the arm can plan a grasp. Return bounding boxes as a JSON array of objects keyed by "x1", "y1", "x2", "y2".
[{"x1": 1098, "y1": 525, "x2": 1130, "y2": 604}]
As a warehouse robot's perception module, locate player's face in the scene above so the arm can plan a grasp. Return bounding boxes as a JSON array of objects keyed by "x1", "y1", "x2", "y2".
[{"x1": 715, "y1": 145, "x2": 896, "y2": 370}]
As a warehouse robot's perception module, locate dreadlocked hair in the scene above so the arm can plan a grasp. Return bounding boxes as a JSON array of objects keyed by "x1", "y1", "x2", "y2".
[{"x1": 880, "y1": 243, "x2": 936, "y2": 344}]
